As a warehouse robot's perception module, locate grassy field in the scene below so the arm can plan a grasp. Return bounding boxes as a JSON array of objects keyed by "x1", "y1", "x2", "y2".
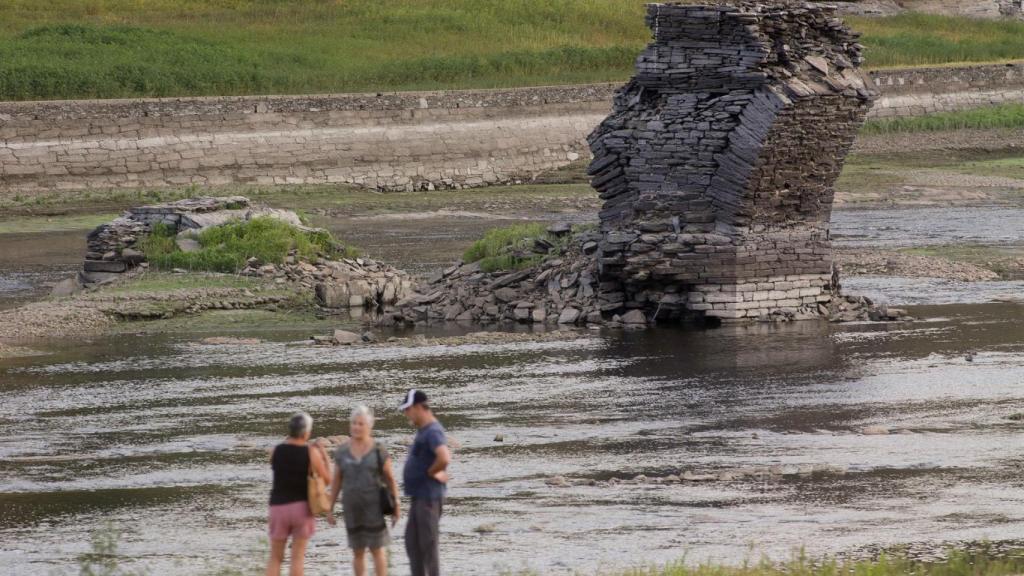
[
  {"x1": 847, "y1": 13, "x2": 1024, "y2": 69},
  {"x1": 3, "y1": 2, "x2": 1024, "y2": 101},
  {"x1": 861, "y1": 103, "x2": 1024, "y2": 134}
]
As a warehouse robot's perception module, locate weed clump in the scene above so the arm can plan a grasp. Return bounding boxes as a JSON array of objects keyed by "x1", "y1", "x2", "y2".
[
  {"x1": 139, "y1": 218, "x2": 356, "y2": 273},
  {"x1": 462, "y1": 223, "x2": 571, "y2": 273}
]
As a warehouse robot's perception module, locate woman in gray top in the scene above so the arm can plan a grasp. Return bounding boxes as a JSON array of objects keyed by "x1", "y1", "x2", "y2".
[{"x1": 327, "y1": 405, "x2": 401, "y2": 576}]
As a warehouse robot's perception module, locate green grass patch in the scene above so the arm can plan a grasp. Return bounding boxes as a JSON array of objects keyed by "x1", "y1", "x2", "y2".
[
  {"x1": 900, "y1": 244, "x2": 1024, "y2": 278},
  {"x1": 849, "y1": 13, "x2": 1024, "y2": 69},
  {"x1": 861, "y1": 103, "x2": 1024, "y2": 135},
  {"x1": 941, "y1": 155, "x2": 1024, "y2": 180},
  {"x1": 139, "y1": 217, "x2": 357, "y2": 273},
  {"x1": 0, "y1": 212, "x2": 116, "y2": 235},
  {"x1": 4, "y1": 3, "x2": 1024, "y2": 100},
  {"x1": 102, "y1": 272, "x2": 261, "y2": 294},
  {"x1": 463, "y1": 223, "x2": 552, "y2": 273},
  {"x1": 0, "y1": 0, "x2": 649, "y2": 100},
  {"x1": 607, "y1": 549, "x2": 1024, "y2": 576},
  {"x1": 0, "y1": 182, "x2": 599, "y2": 221}
]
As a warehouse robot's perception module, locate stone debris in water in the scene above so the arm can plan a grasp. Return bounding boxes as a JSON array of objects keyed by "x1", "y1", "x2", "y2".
[
  {"x1": 312, "y1": 329, "x2": 587, "y2": 347},
  {"x1": 393, "y1": 229, "x2": 908, "y2": 327}
]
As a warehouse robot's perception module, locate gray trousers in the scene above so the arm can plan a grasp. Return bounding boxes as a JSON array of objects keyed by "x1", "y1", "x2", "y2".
[{"x1": 405, "y1": 498, "x2": 442, "y2": 576}]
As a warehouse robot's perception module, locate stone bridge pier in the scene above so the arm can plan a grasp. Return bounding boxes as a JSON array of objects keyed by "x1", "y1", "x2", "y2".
[{"x1": 588, "y1": 1, "x2": 877, "y2": 321}]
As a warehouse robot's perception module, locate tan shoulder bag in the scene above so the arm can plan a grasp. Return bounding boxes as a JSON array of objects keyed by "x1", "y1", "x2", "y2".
[{"x1": 307, "y1": 445, "x2": 331, "y2": 516}]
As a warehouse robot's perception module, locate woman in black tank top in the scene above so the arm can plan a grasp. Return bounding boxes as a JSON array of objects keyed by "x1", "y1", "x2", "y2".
[
  {"x1": 270, "y1": 443, "x2": 310, "y2": 504},
  {"x1": 266, "y1": 412, "x2": 330, "y2": 576}
]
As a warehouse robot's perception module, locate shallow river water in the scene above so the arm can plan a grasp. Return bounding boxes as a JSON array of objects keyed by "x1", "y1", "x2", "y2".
[
  {"x1": 3, "y1": 203, "x2": 1024, "y2": 574},
  {"x1": 2, "y1": 303, "x2": 1024, "y2": 575}
]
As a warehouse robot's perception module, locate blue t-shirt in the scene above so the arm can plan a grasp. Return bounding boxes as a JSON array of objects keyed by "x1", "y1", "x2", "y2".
[{"x1": 402, "y1": 421, "x2": 447, "y2": 500}]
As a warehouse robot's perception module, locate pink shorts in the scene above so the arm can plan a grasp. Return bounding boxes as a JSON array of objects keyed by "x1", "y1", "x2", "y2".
[{"x1": 268, "y1": 501, "x2": 316, "y2": 541}]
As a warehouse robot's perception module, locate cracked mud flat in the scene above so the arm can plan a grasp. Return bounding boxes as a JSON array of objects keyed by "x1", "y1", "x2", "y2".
[{"x1": 2, "y1": 305, "x2": 1024, "y2": 575}]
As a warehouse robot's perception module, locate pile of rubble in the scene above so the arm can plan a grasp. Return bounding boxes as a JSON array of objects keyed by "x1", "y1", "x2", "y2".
[
  {"x1": 71, "y1": 196, "x2": 413, "y2": 313},
  {"x1": 84, "y1": 196, "x2": 302, "y2": 277},
  {"x1": 392, "y1": 224, "x2": 907, "y2": 327},
  {"x1": 240, "y1": 255, "x2": 412, "y2": 312},
  {"x1": 392, "y1": 225, "x2": 614, "y2": 327}
]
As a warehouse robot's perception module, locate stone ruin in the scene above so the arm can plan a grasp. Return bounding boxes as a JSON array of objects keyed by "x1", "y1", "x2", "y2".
[
  {"x1": 588, "y1": 0, "x2": 876, "y2": 321},
  {"x1": 392, "y1": 1, "x2": 894, "y2": 326},
  {"x1": 85, "y1": 196, "x2": 303, "y2": 275},
  {"x1": 76, "y1": 196, "x2": 413, "y2": 313}
]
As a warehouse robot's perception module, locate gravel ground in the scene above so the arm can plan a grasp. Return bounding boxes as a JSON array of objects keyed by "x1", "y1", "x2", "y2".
[{"x1": 837, "y1": 249, "x2": 1002, "y2": 281}]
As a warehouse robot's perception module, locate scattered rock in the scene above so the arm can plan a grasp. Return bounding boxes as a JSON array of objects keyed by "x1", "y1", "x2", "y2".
[
  {"x1": 50, "y1": 277, "x2": 84, "y2": 298},
  {"x1": 473, "y1": 523, "x2": 497, "y2": 534},
  {"x1": 620, "y1": 309, "x2": 647, "y2": 325},
  {"x1": 557, "y1": 307, "x2": 581, "y2": 325},
  {"x1": 546, "y1": 222, "x2": 572, "y2": 236},
  {"x1": 176, "y1": 237, "x2": 201, "y2": 253},
  {"x1": 333, "y1": 330, "x2": 361, "y2": 345}
]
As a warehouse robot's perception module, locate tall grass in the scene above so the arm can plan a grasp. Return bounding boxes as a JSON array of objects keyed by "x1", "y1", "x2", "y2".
[
  {"x1": 4, "y1": 2, "x2": 1024, "y2": 100},
  {"x1": 0, "y1": 0, "x2": 648, "y2": 100},
  {"x1": 139, "y1": 218, "x2": 355, "y2": 273},
  {"x1": 849, "y1": 13, "x2": 1024, "y2": 68},
  {"x1": 463, "y1": 223, "x2": 551, "y2": 273},
  {"x1": 860, "y1": 103, "x2": 1024, "y2": 134}
]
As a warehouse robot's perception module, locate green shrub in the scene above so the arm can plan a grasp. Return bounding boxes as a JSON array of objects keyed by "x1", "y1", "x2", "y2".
[{"x1": 139, "y1": 217, "x2": 356, "y2": 273}]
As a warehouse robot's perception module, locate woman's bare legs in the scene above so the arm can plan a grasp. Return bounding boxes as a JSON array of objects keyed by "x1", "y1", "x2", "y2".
[
  {"x1": 266, "y1": 539, "x2": 287, "y2": 576},
  {"x1": 370, "y1": 547, "x2": 388, "y2": 576},
  {"x1": 352, "y1": 548, "x2": 367, "y2": 576},
  {"x1": 289, "y1": 538, "x2": 309, "y2": 576}
]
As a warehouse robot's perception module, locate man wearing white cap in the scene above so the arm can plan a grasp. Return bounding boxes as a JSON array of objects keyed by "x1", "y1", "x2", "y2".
[{"x1": 399, "y1": 389, "x2": 450, "y2": 576}]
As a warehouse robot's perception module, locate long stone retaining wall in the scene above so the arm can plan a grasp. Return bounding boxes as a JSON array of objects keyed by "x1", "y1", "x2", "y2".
[{"x1": 1, "y1": 62, "x2": 1023, "y2": 193}]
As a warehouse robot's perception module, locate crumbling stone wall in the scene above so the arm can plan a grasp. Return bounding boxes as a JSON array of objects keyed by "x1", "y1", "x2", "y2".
[{"x1": 588, "y1": 2, "x2": 876, "y2": 321}]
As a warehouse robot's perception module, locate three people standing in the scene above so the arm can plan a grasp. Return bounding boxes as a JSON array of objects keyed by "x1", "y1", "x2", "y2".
[{"x1": 266, "y1": 389, "x2": 448, "y2": 576}]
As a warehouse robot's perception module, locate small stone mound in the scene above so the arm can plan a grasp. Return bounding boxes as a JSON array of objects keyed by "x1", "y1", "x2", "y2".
[
  {"x1": 391, "y1": 228, "x2": 614, "y2": 327},
  {"x1": 241, "y1": 255, "x2": 413, "y2": 313},
  {"x1": 84, "y1": 196, "x2": 303, "y2": 279}
]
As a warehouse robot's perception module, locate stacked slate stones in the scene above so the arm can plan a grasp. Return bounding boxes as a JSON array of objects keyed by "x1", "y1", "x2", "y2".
[{"x1": 588, "y1": 0, "x2": 877, "y2": 321}]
